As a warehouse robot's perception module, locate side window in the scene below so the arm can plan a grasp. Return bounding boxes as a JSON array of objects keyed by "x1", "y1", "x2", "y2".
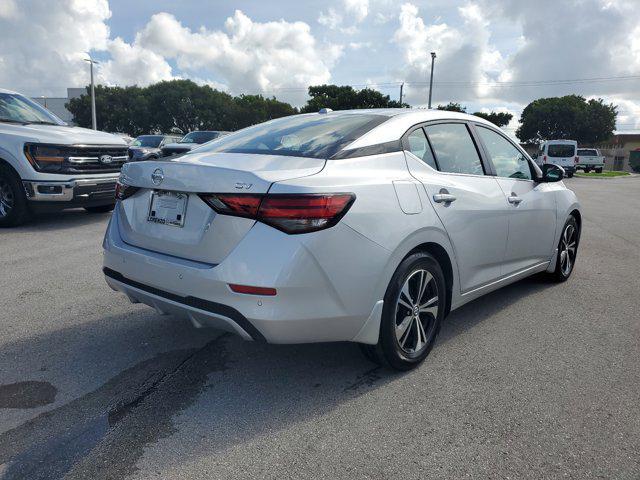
[
  {"x1": 424, "y1": 123, "x2": 484, "y2": 175},
  {"x1": 406, "y1": 128, "x2": 437, "y2": 169},
  {"x1": 477, "y1": 126, "x2": 532, "y2": 180}
]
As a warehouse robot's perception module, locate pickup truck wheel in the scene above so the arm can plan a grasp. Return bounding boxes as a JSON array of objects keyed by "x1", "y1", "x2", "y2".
[
  {"x1": 0, "y1": 164, "x2": 31, "y2": 227},
  {"x1": 584, "y1": 168, "x2": 591, "y2": 173},
  {"x1": 595, "y1": 168, "x2": 603, "y2": 173},
  {"x1": 84, "y1": 204, "x2": 115, "y2": 214}
]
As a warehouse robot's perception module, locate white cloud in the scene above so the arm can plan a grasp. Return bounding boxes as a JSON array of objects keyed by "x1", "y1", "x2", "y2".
[
  {"x1": 344, "y1": 0, "x2": 369, "y2": 23},
  {"x1": 0, "y1": 0, "x2": 111, "y2": 96},
  {"x1": 318, "y1": 0, "x2": 369, "y2": 33},
  {"x1": 318, "y1": 8, "x2": 342, "y2": 30}
]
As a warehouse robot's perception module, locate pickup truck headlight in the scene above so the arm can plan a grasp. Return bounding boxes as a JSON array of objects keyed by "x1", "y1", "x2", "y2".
[{"x1": 24, "y1": 144, "x2": 68, "y2": 172}]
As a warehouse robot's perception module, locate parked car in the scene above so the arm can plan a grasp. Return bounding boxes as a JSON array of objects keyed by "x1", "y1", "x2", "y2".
[
  {"x1": 104, "y1": 109, "x2": 581, "y2": 370},
  {"x1": 161, "y1": 131, "x2": 229, "y2": 157},
  {"x1": 536, "y1": 139, "x2": 578, "y2": 177},
  {"x1": 0, "y1": 88, "x2": 129, "y2": 227},
  {"x1": 111, "y1": 133, "x2": 134, "y2": 145},
  {"x1": 576, "y1": 148, "x2": 605, "y2": 173},
  {"x1": 128, "y1": 134, "x2": 182, "y2": 161}
]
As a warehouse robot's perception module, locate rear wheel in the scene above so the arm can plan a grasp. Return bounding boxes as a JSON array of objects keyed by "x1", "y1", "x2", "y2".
[
  {"x1": 360, "y1": 252, "x2": 446, "y2": 370},
  {"x1": 595, "y1": 168, "x2": 603, "y2": 173},
  {"x1": 567, "y1": 171, "x2": 574, "y2": 178},
  {"x1": 84, "y1": 204, "x2": 115, "y2": 214},
  {"x1": 549, "y1": 216, "x2": 579, "y2": 282},
  {"x1": 0, "y1": 164, "x2": 31, "y2": 227},
  {"x1": 584, "y1": 168, "x2": 591, "y2": 173}
]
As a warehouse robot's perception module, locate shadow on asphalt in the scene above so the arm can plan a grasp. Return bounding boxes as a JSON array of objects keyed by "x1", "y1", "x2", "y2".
[{"x1": 0, "y1": 273, "x2": 555, "y2": 479}]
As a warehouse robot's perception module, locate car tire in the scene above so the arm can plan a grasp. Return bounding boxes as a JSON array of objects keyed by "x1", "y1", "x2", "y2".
[
  {"x1": 584, "y1": 168, "x2": 590, "y2": 173},
  {"x1": 0, "y1": 163, "x2": 31, "y2": 228},
  {"x1": 567, "y1": 172, "x2": 574, "y2": 178},
  {"x1": 84, "y1": 204, "x2": 115, "y2": 214},
  {"x1": 549, "y1": 215, "x2": 580, "y2": 282},
  {"x1": 595, "y1": 168, "x2": 603, "y2": 173},
  {"x1": 361, "y1": 252, "x2": 446, "y2": 371}
]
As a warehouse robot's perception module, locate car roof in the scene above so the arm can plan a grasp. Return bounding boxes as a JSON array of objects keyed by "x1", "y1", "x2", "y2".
[
  {"x1": 0, "y1": 87, "x2": 20, "y2": 95},
  {"x1": 323, "y1": 108, "x2": 498, "y2": 151}
]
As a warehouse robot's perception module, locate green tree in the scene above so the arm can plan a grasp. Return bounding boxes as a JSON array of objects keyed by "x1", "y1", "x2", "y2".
[
  {"x1": 66, "y1": 80, "x2": 298, "y2": 135},
  {"x1": 516, "y1": 95, "x2": 617, "y2": 144},
  {"x1": 301, "y1": 85, "x2": 407, "y2": 113},
  {"x1": 473, "y1": 111, "x2": 513, "y2": 128},
  {"x1": 436, "y1": 102, "x2": 513, "y2": 127},
  {"x1": 436, "y1": 102, "x2": 466, "y2": 112}
]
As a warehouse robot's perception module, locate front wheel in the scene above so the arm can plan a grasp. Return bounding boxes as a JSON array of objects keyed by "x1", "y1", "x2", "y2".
[
  {"x1": 567, "y1": 171, "x2": 574, "y2": 178},
  {"x1": 84, "y1": 204, "x2": 115, "y2": 214},
  {"x1": 0, "y1": 164, "x2": 31, "y2": 227},
  {"x1": 360, "y1": 252, "x2": 446, "y2": 370},
  {"x1": 549, "y1": 216, "x2": 580, "y2": 282},
  {"x1": 595, "y1": 168, "x2": 603, "y2": 173},
  {"x1": 584, "y1": 168, "x2": 591, "y2": 173}
]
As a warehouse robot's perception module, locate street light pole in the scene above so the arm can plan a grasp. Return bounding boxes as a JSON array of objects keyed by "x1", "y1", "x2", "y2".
[
  {"x1": 428, "y1": 51, "x2": 436, "y2": 109},
  {"x1": 84, "y1": 57, "x2": 99, "y2": 130},
  {"x1": 399, "y1": 82, "x2": 404, "y2": 105}
]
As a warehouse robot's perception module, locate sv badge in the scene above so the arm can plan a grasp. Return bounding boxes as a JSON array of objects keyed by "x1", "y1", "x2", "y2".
[{"x1": 234, "y1": 182, "x2": 253, "y2": 190}]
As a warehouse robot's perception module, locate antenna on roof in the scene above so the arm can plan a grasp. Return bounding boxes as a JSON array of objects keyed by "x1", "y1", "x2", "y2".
[{"x1": 318, "y1": 108, "x2": 333, "y2": 114}]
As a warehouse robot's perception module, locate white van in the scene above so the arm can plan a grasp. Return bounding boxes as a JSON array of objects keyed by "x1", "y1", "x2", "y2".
[{"x1": 536, "y1": 140, "x2": 577, "y2": 178}]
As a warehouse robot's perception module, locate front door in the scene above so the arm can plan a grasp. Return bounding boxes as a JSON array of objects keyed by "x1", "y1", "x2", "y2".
[{"x1": 474, "y1": 125, "x2": 557, "y2": 275}]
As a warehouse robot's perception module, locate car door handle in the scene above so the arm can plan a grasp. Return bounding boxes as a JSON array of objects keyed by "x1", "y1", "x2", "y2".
[
  {"x1": 508, "y1": 195, "x2": 523, "y2": 205},
  {"x1": 433, "y1": 192, "x2": 457, "y2": 203}
]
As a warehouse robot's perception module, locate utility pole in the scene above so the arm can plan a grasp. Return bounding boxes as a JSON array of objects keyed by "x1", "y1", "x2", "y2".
[
  {"x1": 84, "y1": 57, "x2": 99, "y2": 130},
  {"x1": 428, "y1": 51, "x2": 436, "y2": 109},
  {"x1": 399, "y1": 82, "x2": 404, "y2": 105}
]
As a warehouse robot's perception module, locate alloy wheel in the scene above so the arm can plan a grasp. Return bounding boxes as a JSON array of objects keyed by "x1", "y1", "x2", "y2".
[
  {"x1": 559, "y1": 223, "x2": 577, "y2": 276},
  {"x1": 394, "y1": 269, "x2": 439, "y2": 354},
  {"x1": 0, "y1": 177, "x2": 14, "y2": 219}
]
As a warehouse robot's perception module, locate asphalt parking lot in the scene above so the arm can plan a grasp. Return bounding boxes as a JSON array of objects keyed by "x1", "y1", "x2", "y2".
[{"x1": 0, "y1": 176, "x2": 639, "y2": 479}]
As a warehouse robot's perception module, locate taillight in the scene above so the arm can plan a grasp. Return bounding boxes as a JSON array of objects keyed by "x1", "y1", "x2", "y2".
[
  {"x1": 199, "y1": 193, "x2": 355, "y2": 234},
  {"x1": 115, "y1": 180, "x2": 139, "y2": 200},
  {"x1": 575, "y1": 156, "x2": 579, "y2": 164},
  {"x1": 543, "y1": 155, "x2": 547, "y2": 163}
]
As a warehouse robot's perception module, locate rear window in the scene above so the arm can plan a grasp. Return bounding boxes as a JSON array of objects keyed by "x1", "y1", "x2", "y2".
[
  {"x1": 577, "y1": 149, "x2": 598, "y2": 156},
  {"x1": 193, "y1": 114, "x2": 388, "y2": 159},
  {"x1": 548, "y1": 144, "x2": 576, "y2": 157}
]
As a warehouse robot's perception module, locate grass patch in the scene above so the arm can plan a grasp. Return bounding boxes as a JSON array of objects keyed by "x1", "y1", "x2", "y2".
[{"x1": 575, "y1": 171, "x2": 630, "y2": 178}]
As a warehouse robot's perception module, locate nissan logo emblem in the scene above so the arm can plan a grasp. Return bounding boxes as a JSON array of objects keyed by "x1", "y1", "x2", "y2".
[
  {"x1": 151, "y1": 168, "x2": 164, "y2": 186},
  {"x1": 99, "y1": 154, "x2": 113, "y2": 164}
]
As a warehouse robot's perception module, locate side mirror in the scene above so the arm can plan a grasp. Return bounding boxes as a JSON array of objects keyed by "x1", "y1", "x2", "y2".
[{"x1": 541, "y1": 163, "x2": 564, "y2": 182}]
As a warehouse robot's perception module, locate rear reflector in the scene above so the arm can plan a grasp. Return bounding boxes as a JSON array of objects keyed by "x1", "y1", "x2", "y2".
[
  {"x1": 229, "y1": 284, "x2": 277, "y2": 296},
  {"x1": 199, "y1": 193, "x2": 355, "y2": 234}
]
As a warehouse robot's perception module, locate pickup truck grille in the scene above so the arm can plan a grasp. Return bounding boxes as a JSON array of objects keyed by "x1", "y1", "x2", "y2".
[{"x1": 65, "y1": 145, "x2": 130, "y2": 173}]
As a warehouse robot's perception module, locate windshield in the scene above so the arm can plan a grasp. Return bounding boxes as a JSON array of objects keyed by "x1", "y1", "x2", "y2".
[
  {"x1": 577, "y1": 149, "x2": 598, "y2": 156},
  {"x1": 132, "y1": 135, "x2": 163, "y2": 148},
  {"x1": 180, "y1": 131, "x2": 221, "y2": 144},
  {"x1": 0, "y1": 92, "x2": 65, "y2": 125},
  {"x1": 547, "y1": 144, "x2": 576, "y2": 157},
  {"x1": 193, "y1": 114, "x2": 388, "y2": 159}
]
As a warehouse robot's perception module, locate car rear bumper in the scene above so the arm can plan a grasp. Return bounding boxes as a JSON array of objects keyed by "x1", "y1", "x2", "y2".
[
  {"x1": 23, "y1": 175, "x2": 117, "y2": 206},
  {"x1": 102, "y1": 207, "x2": 388, "y2": 344}
]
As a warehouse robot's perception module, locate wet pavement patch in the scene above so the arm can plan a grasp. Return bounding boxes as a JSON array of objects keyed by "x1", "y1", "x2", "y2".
[{"x1": 0, "y1": 381, "x2": 57, "y2": 409}]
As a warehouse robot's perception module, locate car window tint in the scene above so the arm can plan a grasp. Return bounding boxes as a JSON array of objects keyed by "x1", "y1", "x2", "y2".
[
  {"x1": 477, "y1": 126, "x2": 532, "y2": 180},
  {"x1": 424, "y1": 123, "x2": 484, "y2": 175},
  {"x1": 406, "y1": 128, "x2": 437, "y2": 169}
]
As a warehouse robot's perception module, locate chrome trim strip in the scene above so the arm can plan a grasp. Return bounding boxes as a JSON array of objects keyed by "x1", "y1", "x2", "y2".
[{"x1": 461, "y1": 262, "x2": 549, "y2": 297}]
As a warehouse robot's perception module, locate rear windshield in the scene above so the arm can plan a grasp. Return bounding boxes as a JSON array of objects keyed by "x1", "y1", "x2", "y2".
[
  {"x1": 180, "y1": 131, "x2": 222, "y2": 144},
  {"x1": 577, "y1": 149, "x2": 598, "y2": 156},
  {"x1": 547, "y1": 144, "x2": 576, "y2": 157},
  {"x1": 193, "y1": 113, "x2": 388, "y2": 159}
]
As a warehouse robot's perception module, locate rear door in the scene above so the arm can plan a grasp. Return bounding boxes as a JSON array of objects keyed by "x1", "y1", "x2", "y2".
[
  {"x1": 547, "y1": 143, "x2": 576, "y2": 169},
  {"x1": 474, "y1": 125, "x2": 556, "y2": 274},
  {"x1": 404, "y1": 122, "x2": 508, "y2": 293}
]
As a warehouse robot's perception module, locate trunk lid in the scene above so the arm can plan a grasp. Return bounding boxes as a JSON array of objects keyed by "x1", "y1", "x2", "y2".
[{"x1": 117, "y1": 152, "x2": 325, "y2": 264}]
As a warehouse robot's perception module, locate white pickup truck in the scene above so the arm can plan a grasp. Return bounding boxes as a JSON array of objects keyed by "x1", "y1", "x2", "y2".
[
  {"x1": 0, "y1": 88, "x2": 129, "y2": 227},
  {"x1": 576, "y1": 148, "x2": 605, "y2": 173}
]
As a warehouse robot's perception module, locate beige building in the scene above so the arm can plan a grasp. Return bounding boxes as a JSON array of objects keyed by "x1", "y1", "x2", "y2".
[{"x1": 599, "y1": 130, "x2": 640, "y2": 172}]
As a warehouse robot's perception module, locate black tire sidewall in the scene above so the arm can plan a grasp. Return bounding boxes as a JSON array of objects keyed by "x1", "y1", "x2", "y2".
[
  {"x1": 379, "y1": 252, "x2": 446, "y2": 370},
  {"x1": 554, "y1": 216, "x2": 579, "y2": 281},
  {"x1": 0, "y1": 164, "x2": 30, "y2": 227}
]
